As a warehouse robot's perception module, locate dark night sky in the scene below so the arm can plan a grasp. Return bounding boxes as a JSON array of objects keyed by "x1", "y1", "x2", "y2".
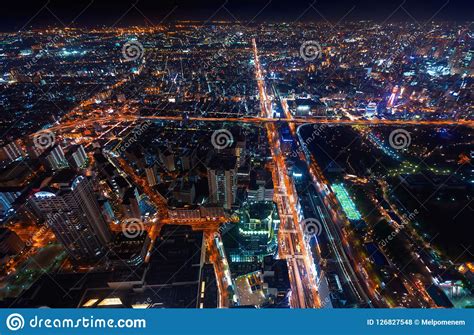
[{"x1": 1, "y1": 0, "x2": 473, "y2": 31}]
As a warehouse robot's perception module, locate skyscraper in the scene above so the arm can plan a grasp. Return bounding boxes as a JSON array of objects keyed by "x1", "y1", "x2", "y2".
[
  {"x1": 0, "y1": 228, "x2": 25, "y2": 257},
  {"x1": 29, "y1": 170, "x2": 112, "y2": 262},
  {"x1": 66, "y1": 145, "x2": 88, "y2": 169},
  {"x1": 0, "y1": 140, "x2": 24, "y2": 163},
  {"x1": 122, "y1": 187, "x2": 141, "y2": 219},
  {"x1": 0, "y1": 189, "x2": 21, "y2": 222},
  {"x1": 159, "y1": 149, "x2": 176, "y2": 172},
  {"x1": 45, "y1": 145, "x2": 69, "y2": 170},
  {"x1": 145, "y1": 163, "x2": 159, "y2": 186},
  {"x1": 207, "y1": 155, "x2": 237, "y2": 210}
]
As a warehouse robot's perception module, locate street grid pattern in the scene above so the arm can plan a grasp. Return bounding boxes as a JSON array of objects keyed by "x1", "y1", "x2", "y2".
[{"x1": 1, "y1": 0, "x2": 472, "y2": 309}]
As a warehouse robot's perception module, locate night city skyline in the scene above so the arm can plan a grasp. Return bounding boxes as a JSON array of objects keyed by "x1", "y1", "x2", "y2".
[
  {"x1": 0, "y1": 1, "x2": 473, "y2": 332},
  {"x1": 1, "y1": 0, "x2": 474, "y2": 31}
]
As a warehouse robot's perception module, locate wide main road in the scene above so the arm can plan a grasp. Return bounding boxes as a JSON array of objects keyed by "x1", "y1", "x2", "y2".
[
  {"x1": 253, "y1": 39, "x2": 320, "y2": 308},
  {"x1": 33, "y1": 115, "x2": 474, "y2": 136}
]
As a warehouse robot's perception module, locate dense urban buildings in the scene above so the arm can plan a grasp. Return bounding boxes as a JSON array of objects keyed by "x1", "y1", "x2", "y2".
[
  {"x1": 28, "y1": 171, "x2": 112, "y2": 261},
  {"x1": 0, "y1": 0, "x2": 473, "y2": 312}
]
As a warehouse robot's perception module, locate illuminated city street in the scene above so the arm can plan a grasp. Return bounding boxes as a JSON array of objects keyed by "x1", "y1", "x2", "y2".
[{"x1": 0, "y1": 1, "x2": 473, "y2": 326}]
